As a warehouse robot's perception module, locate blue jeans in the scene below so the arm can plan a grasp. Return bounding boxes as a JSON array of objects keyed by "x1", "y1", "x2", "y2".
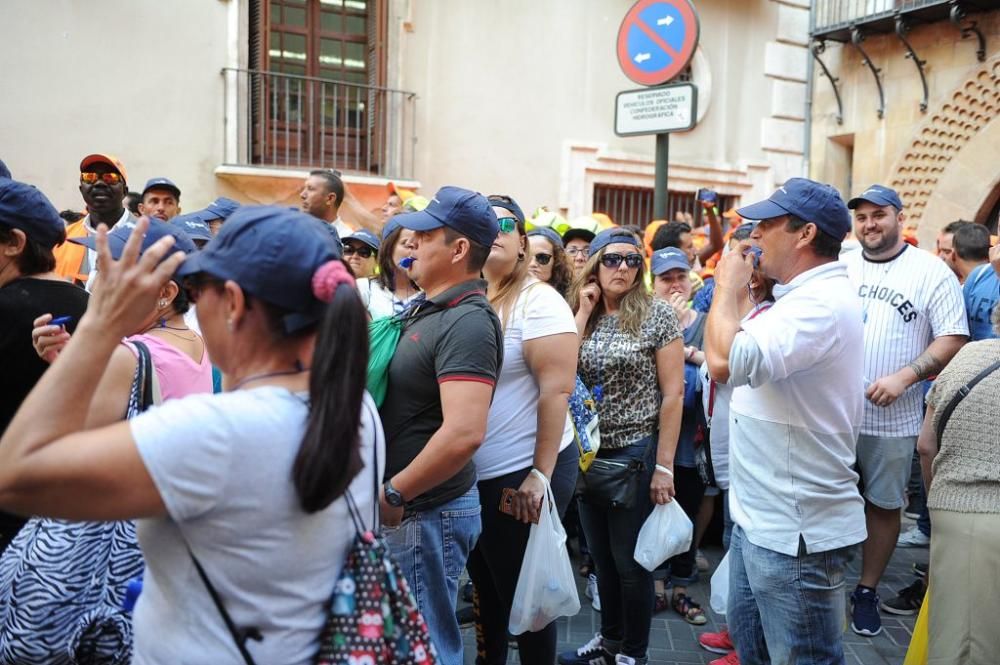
[
  {"x1": 382, "y1": 487, "x2": 482, "y2": 665},
  {"x1": 728, "y1": 525, "x2": 849, "y2": 665}
]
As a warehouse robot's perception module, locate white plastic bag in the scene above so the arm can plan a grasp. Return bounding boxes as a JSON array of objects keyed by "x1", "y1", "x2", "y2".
[
  {"x1": 710, "y1": 551, "x2": 730, "y2": 615},
  {"x1": 633, "y1": 499, "x2": 693, "y2": 572},
  {"x1": 508, "y1": 475, "x2": 581, "y2": 635}
]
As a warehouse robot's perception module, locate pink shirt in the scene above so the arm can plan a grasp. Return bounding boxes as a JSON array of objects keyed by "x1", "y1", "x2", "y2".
[{"x1": 125, "y1": 333, "x2": 213, "y2": 400}]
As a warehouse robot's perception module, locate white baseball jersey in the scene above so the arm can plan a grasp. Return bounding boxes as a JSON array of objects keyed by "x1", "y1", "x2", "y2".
[{"x1": 843, "y1": 245, "x2": 968, "y2": 437}]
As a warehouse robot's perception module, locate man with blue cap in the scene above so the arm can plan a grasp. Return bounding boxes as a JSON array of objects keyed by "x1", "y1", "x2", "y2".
[
  {"x1": 377, "y1": 185, "x2": 503, "y2": 664},
  {"x1": 0, "y1": 177, "x2": 89, "y2": 552},
  {"x1": 198, "y1": 197, "x2": 240, "y2": 236},
  {"x1": 842, "y1": 184, "x2": 967, "y2": 636},
  {"x1": 705, "y1": 177, "x2": 866, "y2": 664},
  {"x1": 139, "y1": 177, "x2": 182, "y2": 221}
]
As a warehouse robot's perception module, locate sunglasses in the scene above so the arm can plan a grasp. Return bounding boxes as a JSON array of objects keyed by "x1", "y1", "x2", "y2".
[
  {"x1": 600, "y1": 253, "x2": 644, "y2": 270},
  {"x1": 80, "y1": 171, "x2": 123, "y2": 186},
  {"x1": 497, "y1": 217, "x2": 518, "y2": 234},
  {"x1": 565, "y1": 246, "x2": 589, "y2": 256},
  {"x1": 533, "y1": 252, "x2": 553, "y2": 266},
  {"x1": 184, "y1": 275, "x2": 224, "y2": 304},
  {"x1": 344, "y1": 245, "x2": 375, "y2": 258}
]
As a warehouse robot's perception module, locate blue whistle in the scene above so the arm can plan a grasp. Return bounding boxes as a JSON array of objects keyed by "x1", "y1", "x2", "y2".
[
  {"x1": 743, "y1": 246, "x2": 763, "y2": 269},
  {"x1": 50, "y1": 316, "x2": 74, "y2": 327},
  {"x1": 398, "y1": 256, "x2": 415, "y2": 269},
  {"x1": 122, "y1": 576, "x2": 143, "y2": 612}
]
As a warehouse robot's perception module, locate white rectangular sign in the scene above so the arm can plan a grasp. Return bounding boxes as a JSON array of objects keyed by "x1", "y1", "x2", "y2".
[{"x1": 615, "y1": 83, "x2": 698, "y2": 136}]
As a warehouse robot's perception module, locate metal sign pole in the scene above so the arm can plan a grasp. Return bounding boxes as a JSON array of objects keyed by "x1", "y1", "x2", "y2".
[{"x1": 653, "y1": 133, "x2": 669, "y2": 219}]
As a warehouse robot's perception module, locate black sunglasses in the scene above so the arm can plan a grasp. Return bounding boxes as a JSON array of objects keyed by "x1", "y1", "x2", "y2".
[
  {"x1": 533, "y1": 252, "x2": 553, "y2": 266},
  {"x1": 344, "y1": 245, "x2": 375, "y2": 259},
  {"x1": 600, "y1": 253, "x2": 643, "y2": 270}
]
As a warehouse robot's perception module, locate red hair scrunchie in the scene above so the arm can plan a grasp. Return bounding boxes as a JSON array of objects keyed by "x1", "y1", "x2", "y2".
[{"x1": 311, "y1": 260, "x2": 356, "y2": 303}]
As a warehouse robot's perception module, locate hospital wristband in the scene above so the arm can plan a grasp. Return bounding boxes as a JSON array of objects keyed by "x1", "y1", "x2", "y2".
[{"x1": 654, "y1": 464, "x2": 674, "y2": 477}]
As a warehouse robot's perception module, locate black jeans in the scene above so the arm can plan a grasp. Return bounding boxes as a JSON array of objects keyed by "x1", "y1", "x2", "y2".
[
  {"x1": 578, "y1": 437, "x2": 656, "y2": 659},
  {"x1": 467, "y1": 444, "x2": 579, "y2": 665}
]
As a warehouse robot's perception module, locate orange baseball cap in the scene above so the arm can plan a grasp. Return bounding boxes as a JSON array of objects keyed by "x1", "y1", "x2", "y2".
[
  {"x1": 80, "y1": 153, "x2": 128, "y2": 183},
  {"x1": 387, "y1": 181, "x2": 415, "y2": 203}
]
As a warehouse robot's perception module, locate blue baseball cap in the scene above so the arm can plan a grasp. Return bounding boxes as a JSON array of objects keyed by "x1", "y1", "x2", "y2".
[
  {"x1": 396, "y1": 186, "x2": 499, "y2": 249},
  {"x1": 0, "y1": 177, "x2": 65, "y2": 248},
  {"x1": 588, "y1": 228, "x2": 641, "y2": 258},
  {"x1": 651, "y1": 247, "x2": 690, "y2": 275},
  {"x1": 343, "y1": 228, "x2": 380, "y2": 251},
  {"x1": 737, "y1": 177, "x2": 851, "y2": 239},
  {"x1": 200, "y1": 196, "x2": 240, "y2": 221},
  {"x1": 487, "y1": 195, "x2": 525, "y2": 224},
  {"x1": 847, "y1": 184, "x2": 904, "y2": 211},
  {"x1": 381, "y1": 216, "x2": 402, "y2": 241},
  {"x1": 71, "y1": 217, "x2": 196, "y2": 276},
  {"x1": 172, "y1": 212, "x2": 213, "y2": 242},
  {"x1": 178, "y1": 206, "x2": 337, "y2": 332},
  {"x1": 527, "y1": 227, "x2": 564, "y2": 249},
  {"x1": 0, "y1": 159, "x2": 10, "y2": 180},
  {"x1": 141, "y1": 177, "x2": 181, "y2": 199}
]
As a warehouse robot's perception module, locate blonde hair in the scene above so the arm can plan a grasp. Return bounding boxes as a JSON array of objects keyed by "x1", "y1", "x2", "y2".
[
  {"x1": 567, "y1": 245, "x2": 651, "y2": 339},
  {"x1": 488, "y1": 226, "x2": 532, "y2": 332}
]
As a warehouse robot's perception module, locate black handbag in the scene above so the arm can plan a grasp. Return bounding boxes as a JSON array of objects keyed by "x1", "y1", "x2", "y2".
[{"x1": 580, "y1": 456, "x2": 647, "y2": 510}]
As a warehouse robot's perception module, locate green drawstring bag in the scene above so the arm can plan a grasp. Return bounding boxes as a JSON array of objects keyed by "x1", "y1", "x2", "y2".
[{"x1": 367, "y1": 315, "x2": 404, "y2": 407}]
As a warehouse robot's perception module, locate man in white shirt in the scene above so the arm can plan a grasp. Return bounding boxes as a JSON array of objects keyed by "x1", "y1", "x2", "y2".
[
  {"x1": 706, "y1": 178, "x2": 865, "y2": 665},
  {"x1": 842, "y1": 185, "x2": 967, "y2": 637}
]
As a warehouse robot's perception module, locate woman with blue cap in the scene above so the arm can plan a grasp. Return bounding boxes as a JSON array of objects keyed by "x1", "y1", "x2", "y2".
[
  {"x1": 560, "y1": 228, "x2": 685, "y2": 665},
  {"x1": 527, "y1": 226, "x2": 574, "y2": 298},
  {"x1": 0, "y1": 209, "x2": 382, "y2": 664},
  {"x1": 358, "y1": 216, "x2": 420, "y2": 319}
]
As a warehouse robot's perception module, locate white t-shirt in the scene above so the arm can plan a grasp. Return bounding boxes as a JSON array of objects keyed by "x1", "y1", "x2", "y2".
[
  {"x1": 843, "y1": 245, "x2": 968, "y2": 437},
  {"x1": 357, "y1": 277, "x2": 420, "y2": 320},
  {"x1": 475, "y1": 280, "x2": 577, "y2": 481},
  {"x1": 130, "y1": 387, "x2": 385, "y2": 665},
  {"x1": 727, "y1": 261, "x2": 867, "y2": 556}
]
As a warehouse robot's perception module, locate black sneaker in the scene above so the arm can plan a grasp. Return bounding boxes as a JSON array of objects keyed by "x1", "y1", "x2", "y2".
[
  {"x1": 880, "y1": 579, "x2": 925, "y2": 616},
  {"x1": 913, "y1": 561, "x2": 928, "y2": 578},
  {"x1": 850, "y1": 586, "x2": 883, "y2": 636},
  {"x1": 558, "y1": 633, "x2": 616, "y2": 665},
  {"x1": 904, "y1": 495, "x2": 925, "y2": 520},
  {"x1": 461, "y1": 580, "x2": 474, "y2": 603},
  {"x1": 456, "y1": 605, "x2": 475, "y2": 626}
]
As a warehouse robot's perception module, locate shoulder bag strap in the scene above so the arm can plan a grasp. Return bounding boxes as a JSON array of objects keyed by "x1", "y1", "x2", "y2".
[
  {"x1": 935, "y1": 359, "x2": 1000, "y2": 443},
  {"x1": 186, "y1": 545, "x2": 262, "y2": 665}
]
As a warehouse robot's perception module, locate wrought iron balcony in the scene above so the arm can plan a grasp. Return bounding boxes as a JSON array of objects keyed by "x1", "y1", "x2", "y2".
[{"x1": 811, "y1": 0, "x2": 994, "y2": 42}]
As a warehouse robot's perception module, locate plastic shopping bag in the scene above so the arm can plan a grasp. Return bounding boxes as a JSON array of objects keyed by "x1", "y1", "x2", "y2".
[
  {"x1": 509, "y1": 474, "x2": 581, "y2": 635},
  {"x1": 903, "y1": 582, "x2": 930, "y2": 665},
  {"x1": 709, "y1": 551, "x2": 730, "y2": 616},
  {"x1": 633, "y1": 499, "x2": 693, "y2": 572}
]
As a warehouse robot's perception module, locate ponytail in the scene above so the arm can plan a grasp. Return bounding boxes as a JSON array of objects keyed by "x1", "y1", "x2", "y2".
[{"x1": 294, "y1": 260, "x2": 370, "y2": 513}]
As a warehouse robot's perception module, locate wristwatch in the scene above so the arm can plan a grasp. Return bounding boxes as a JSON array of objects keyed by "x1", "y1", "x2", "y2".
[{"x1": 383, "y1": 480, "x2": 404, "y2": 507}]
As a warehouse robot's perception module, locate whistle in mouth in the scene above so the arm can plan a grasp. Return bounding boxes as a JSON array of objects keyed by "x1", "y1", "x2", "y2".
[{"x1": 398, "y1": 256, "x2": 415, "y2": 269}]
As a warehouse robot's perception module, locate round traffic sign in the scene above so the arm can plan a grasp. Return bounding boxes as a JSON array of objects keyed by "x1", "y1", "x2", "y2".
[{"x1": 616, "y1": 0, "x2": 700, "y2": 86}]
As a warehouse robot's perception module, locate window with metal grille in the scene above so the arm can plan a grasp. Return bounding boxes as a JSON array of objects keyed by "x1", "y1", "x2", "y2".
[{"x1": 592, "y1": 183, "x2": 738, "y2": 230}]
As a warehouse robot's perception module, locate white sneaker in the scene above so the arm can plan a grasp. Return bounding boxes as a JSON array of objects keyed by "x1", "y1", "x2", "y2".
[
  {"x1": 586, "y1": 573, "x2": 602, "y2": 611},
  {"x1": 897, "y1": 527, "x2": 930, "y2": 548}
]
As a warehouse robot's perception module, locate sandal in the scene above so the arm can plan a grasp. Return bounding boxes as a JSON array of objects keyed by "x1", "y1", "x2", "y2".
[
  {"x1": 672, "y1": 592, "x2": 707, "y2": 625},
  {"x1": 654, "y1": 592, "x2": 670, "y2": 614}
]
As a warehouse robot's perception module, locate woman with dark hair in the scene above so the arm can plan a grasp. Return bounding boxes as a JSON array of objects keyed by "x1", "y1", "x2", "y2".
[
  {"x1": 527, "y1": 227, "x2": 573, "y2": 298},
  {"x1": 0, "y1": 208, "x2": 382, "y2": 664},
  {"x1": 0, "y1": 179, "x2": 89, "y2": 554},
  {"x1": 559, "y1": 228, "x2": 685, "y2": 665},
  {"x1": 357, "y1": 217, "x2": 420, "y2": 319},
  {"x1": 467, "y1": 196, "x2": 579, "y2": 664}
]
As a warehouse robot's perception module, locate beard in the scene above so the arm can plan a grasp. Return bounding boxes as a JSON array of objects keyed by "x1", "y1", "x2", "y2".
[{"x1": 858, "y1": 226, "x2": 900, "y2": 254}]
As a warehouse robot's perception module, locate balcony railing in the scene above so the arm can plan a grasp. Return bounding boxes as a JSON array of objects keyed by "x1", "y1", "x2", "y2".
[
  {"x1": 812, "y1": 0, "x2": 953, "y2": 38},
  {"x1": 223, "y1": 68, "x2": 417, "y2": 179}
]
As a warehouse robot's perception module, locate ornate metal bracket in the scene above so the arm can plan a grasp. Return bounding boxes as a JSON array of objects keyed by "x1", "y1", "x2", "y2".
[
  {"x1": 949, "y1": 1, "x2": 987, "y2": 62},
  {"x1": 894, "y1": 15, "x2": 929, "y2": 113},
  {"x1": 850, "y1": 27, "x2": 886, "y2": 119},
  {"x1": 811, "y1": 39, "x2": 844, "y2": 125}
]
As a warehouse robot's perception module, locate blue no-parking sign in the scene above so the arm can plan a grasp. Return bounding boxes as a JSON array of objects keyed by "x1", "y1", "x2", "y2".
[{"x1": 616, "y1": 0, "x2": 700, "y2": 87}]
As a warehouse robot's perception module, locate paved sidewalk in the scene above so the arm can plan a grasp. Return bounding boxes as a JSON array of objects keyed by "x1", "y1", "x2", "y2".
[{"x1": 461, "y1": 523, "x2": 927, "y2": 664}]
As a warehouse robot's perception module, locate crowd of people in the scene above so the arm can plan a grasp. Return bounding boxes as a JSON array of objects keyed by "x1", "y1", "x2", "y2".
[{"x1": 0, "y1": 152, "x2": 997, "y2": 665}]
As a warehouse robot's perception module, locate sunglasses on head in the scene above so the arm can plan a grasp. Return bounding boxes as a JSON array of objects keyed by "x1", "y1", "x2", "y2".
[
  {"x1": 80, "y1": 172, "x2": 123, "y2": 186},
  {"x1": 497, "y1": 217, "x2": 518, "y2": 234},
  {"x1": 600, "y1": 252, "x2": 644, "y2": 270},
  {"x1": 533, "y1": 252, "x2": 553, "y2": 266},
  {"x1": 344, "y1": 245, "x2": 375, "y2": 258}
]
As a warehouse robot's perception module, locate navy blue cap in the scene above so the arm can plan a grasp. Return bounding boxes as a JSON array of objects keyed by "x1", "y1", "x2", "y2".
[
  {"x1": 178, "y1": 206, "x2": 337, "y2": 331},
  {"x1": 487, "y1": 195, "x2": 525, "y2": 224},
  {"x1": 0, "y1": 178, "x2": 65, "y2": 248},
  {"x1": 172, "y1": 212, "x2": 213, "y2": 242},
  {"x1": 381, "y1": 216, "x2": 403, "y2": 241},
  {"x1": 847, "y1": 184, "x2": 903, "y2": 211},
  {"x1": 70, "y1": 217, "x2": 196, "y2": 276},
  {"x1": 737, "y1": 177, "x2": 851, "y2": 239},
  {"x1": 0, "y1": 159, "x2": 10, "y2": 180},
  {"x1": 588, "y1": 228, "x2": 641, "y2": 258},
  {"x1": 651, "y1": 247, "x2": 690, "y2": 275},
  {"x1": 396, "y1": 186, "x2": 499, "y2": 249},
  {"x1": 343, "y1": 228, "x2": 380, "y2": 251},
  {"x1": 527, "y1": 227, "x2": 564, "y2": 249},
  {"x1": 200, "y1": 196, "x2": 240, "y2": 221},
  {"x1": 141, "y1": 177, "x2": 181, "y2": 199}
]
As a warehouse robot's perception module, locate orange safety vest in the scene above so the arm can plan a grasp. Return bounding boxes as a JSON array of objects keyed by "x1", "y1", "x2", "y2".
[{"x1": 52, "y1": 219, "x2": 91, "y2": 284}]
